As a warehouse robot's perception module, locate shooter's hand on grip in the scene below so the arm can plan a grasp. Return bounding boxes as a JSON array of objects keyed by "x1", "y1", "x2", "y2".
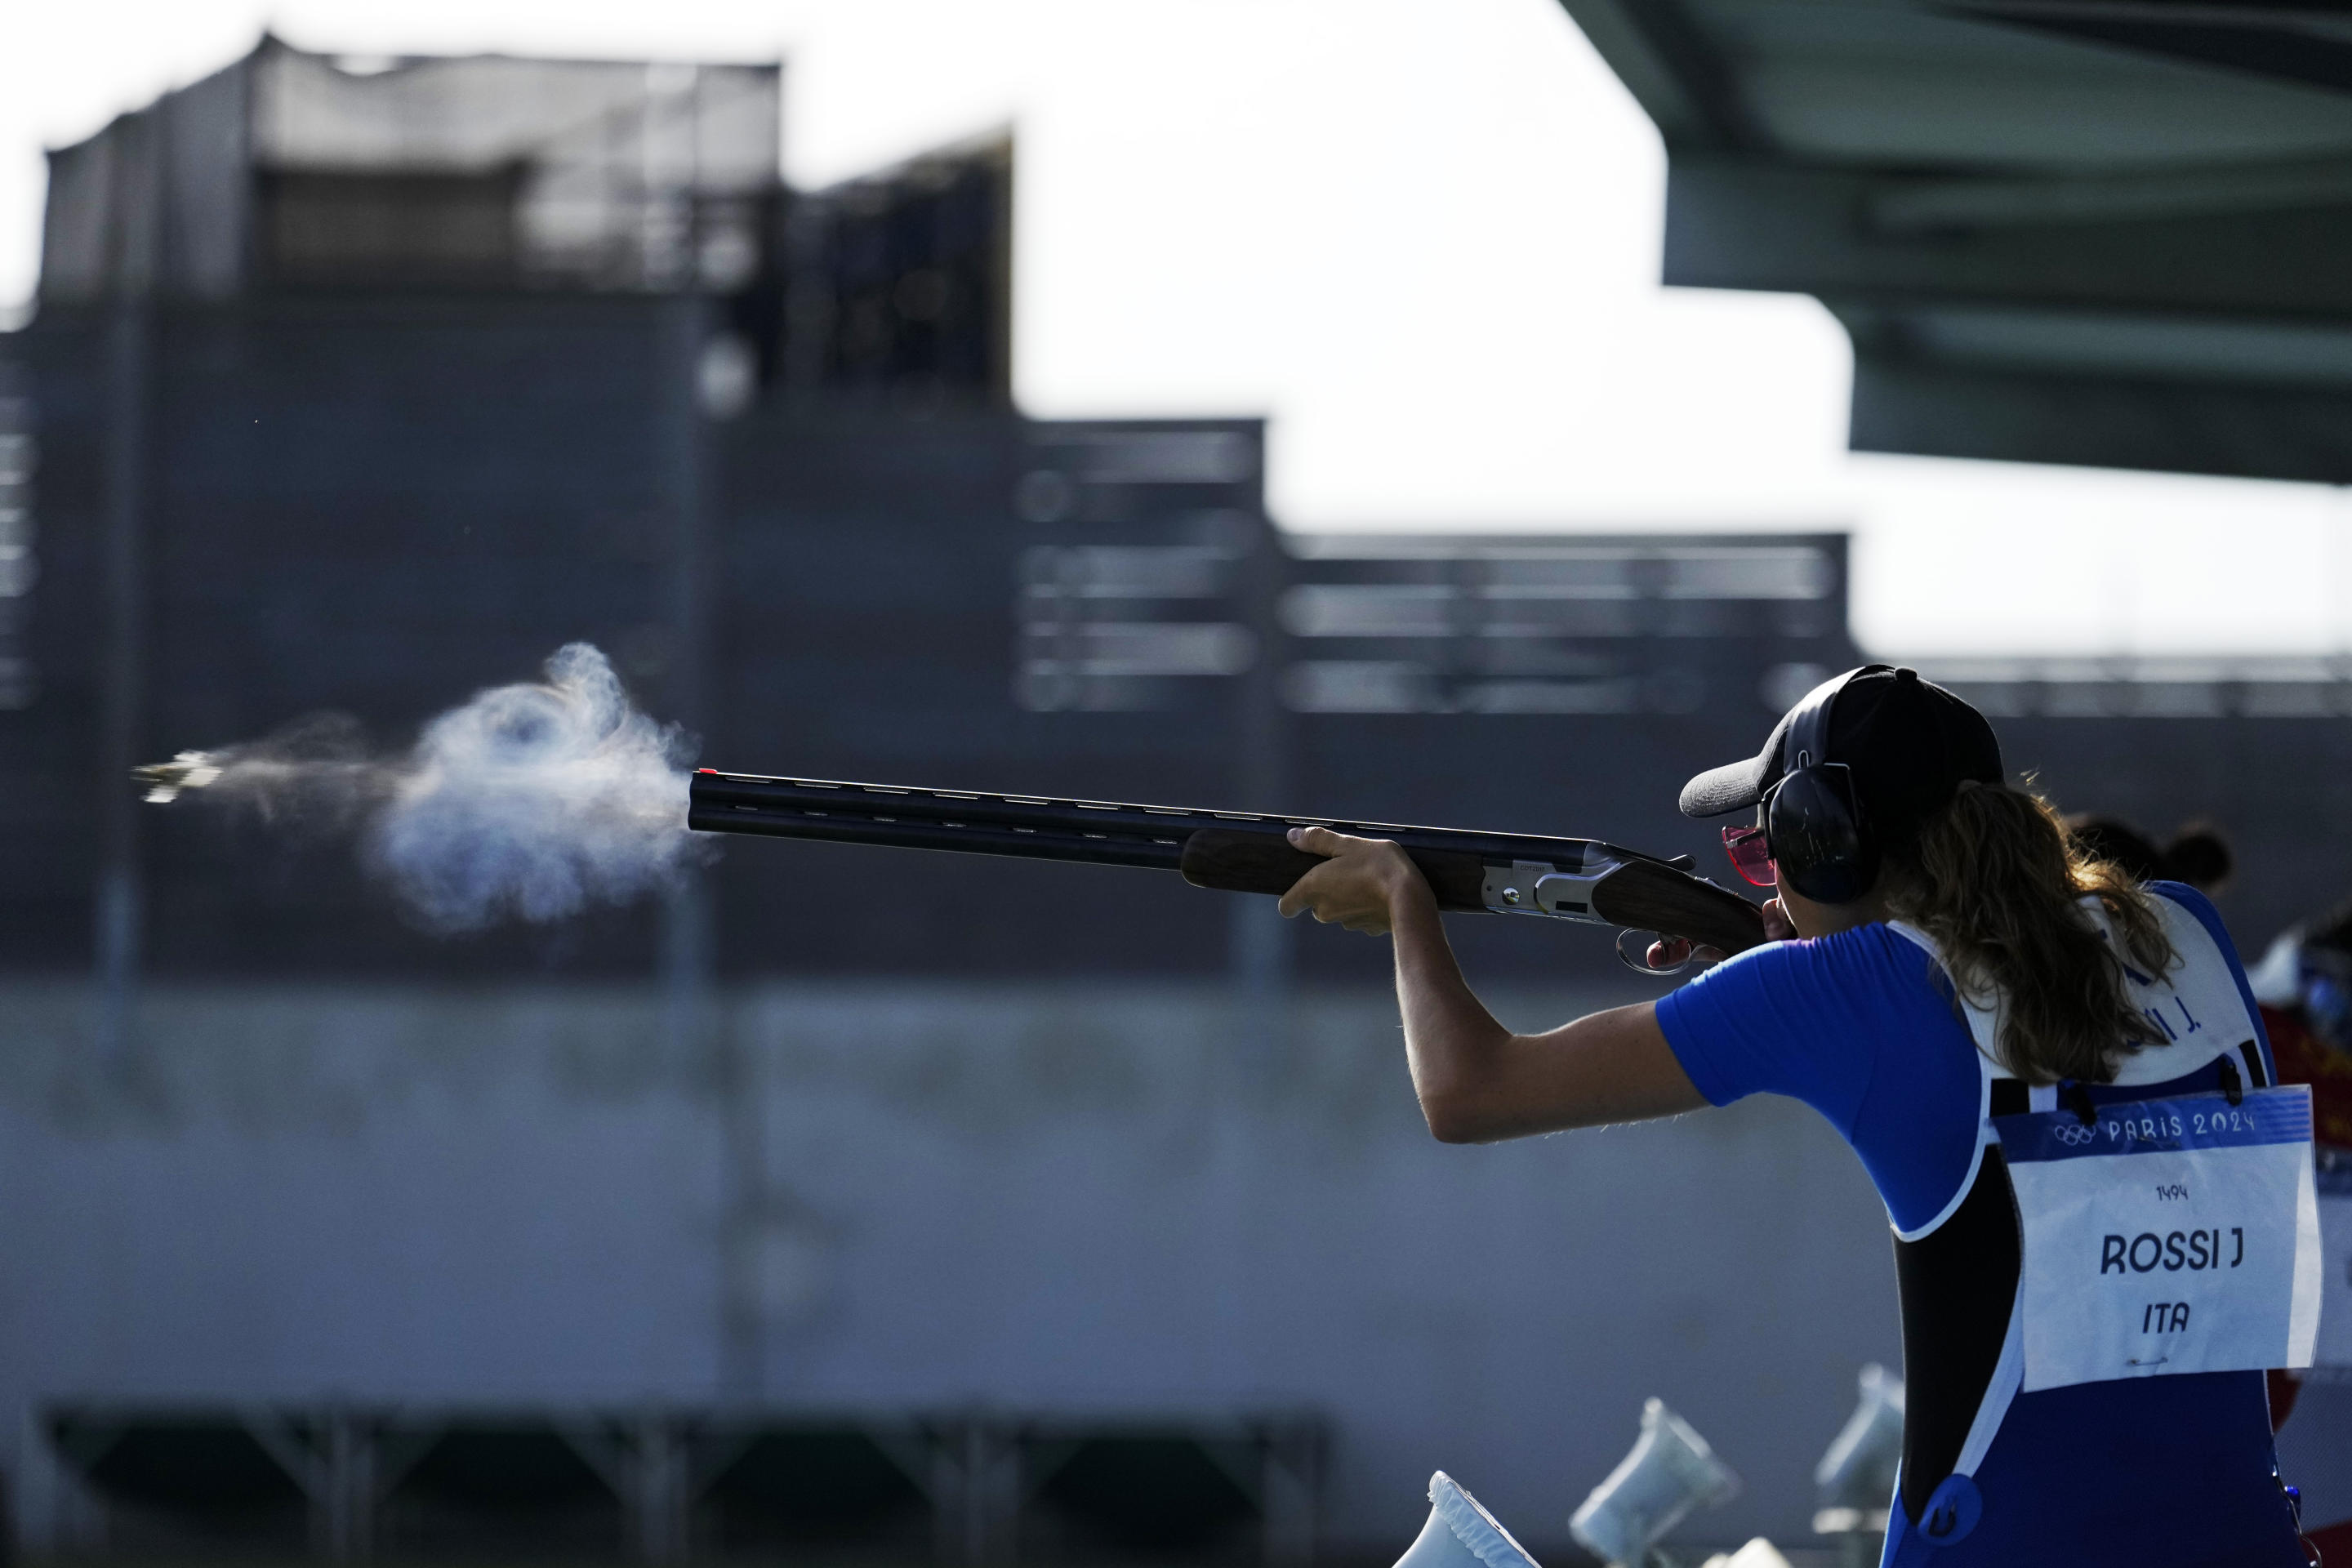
[
  {"x1": 1276, "y1": 826, "x2": 1428, "y2": 936},
  {"x1": 1642, "y1": 896, "x2": 1797, "y2": 971}
]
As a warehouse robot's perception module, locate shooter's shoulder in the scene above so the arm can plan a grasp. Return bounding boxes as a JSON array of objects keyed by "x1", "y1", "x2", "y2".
[{"x1": 1690, "y1": 919, "x2": 1932, "y2": 996}]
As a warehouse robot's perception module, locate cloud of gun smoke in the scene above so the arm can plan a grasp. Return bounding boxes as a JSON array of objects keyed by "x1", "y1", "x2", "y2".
[{"x1": 156, "y1": 644, "x2": 706, "y2": 931}]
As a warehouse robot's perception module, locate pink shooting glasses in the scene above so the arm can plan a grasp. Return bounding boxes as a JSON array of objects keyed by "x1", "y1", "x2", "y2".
[{"x1": 1721, "y1": 825, "x2": 1777, "y2": 889}]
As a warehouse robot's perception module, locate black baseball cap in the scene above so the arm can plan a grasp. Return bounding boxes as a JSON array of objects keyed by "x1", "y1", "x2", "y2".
[{"x1": 1678, "y1": 666, "x2": 2004, "y2": 844}]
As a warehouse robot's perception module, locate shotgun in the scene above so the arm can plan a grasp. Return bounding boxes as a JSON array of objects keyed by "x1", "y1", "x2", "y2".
[{"x1": 688, "y1": 769, "x2": 1766, "y2": 957}]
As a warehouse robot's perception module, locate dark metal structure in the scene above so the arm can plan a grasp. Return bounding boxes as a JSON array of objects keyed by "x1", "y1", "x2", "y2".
[
  {"x1": 0, "y1": 28, "x2": 1858, "y2": 991},
  {"x1": 7, "y1": 36, "x2": 2350, "y2": 982},
  {"x1": 44, "y1": 1404, "x2": 1325, "y2": 1567},
  {"x1": 1557, "y1": 0, "x2": 2352, "y2": 481}
]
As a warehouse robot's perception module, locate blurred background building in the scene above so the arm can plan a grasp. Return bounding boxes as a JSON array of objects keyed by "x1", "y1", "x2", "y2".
[{"x1": 4, "y1": 12, "x2": 2352, "y2": 1566}]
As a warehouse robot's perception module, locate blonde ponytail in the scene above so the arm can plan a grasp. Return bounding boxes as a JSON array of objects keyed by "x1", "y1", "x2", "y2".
[{"x1": 1885, "y1": 782, "x2": 2176, "y2": 1085}]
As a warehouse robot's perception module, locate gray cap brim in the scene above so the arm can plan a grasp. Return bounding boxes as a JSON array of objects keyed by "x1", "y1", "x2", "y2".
[{"x1": 1677, "y1": 709, "x2": 1797, "y2": 818}]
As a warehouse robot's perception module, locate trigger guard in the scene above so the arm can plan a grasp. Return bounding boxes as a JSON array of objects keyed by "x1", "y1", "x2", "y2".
[{"x1": 1615, "y1": 927, "x2": 1692, "y2": 978}]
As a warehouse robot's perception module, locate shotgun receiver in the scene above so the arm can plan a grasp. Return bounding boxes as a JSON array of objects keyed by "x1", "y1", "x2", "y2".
[{"x1": 688, "y1": 770, "x2": 1766, "y2": 957}]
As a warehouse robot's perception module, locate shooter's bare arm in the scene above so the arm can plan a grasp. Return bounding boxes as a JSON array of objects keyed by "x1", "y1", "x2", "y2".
[{"x1": 1281, "y1": 826, "x2": 1708, "y2": 1143}]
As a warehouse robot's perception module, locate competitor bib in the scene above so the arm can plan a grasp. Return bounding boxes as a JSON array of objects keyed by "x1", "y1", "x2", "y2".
[{"x1": 1996, "y1": 1085, "x2": 2322, "y2": 1392}]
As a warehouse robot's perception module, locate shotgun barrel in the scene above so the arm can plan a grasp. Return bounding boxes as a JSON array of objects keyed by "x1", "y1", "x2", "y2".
[{"x1": 688, "y1": 769, "x2": 1767, "y2": 956}]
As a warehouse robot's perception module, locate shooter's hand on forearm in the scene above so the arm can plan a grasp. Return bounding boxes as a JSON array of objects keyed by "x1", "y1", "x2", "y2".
[
  {"x1": 1642, "y1": 896, "x2": 1797, "y2": 971},
  {"x1": 1276, "y1": 825, "x2": 1427, "y2": 933}
]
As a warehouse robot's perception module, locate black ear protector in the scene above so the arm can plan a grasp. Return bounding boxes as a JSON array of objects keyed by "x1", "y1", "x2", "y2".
[{"x1": 1764, "y1": 665, "x2": 1889, "y2": 905}]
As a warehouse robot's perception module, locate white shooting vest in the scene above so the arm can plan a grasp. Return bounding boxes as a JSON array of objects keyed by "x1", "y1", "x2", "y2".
[{"x1": 1888, "y1": 897, "x2": 2322, "y2": 1487}]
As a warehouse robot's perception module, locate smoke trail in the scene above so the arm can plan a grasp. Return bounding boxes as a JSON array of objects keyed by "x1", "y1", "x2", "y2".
[{"x1": 141, "y1": 644, "x2": 708, "y2": 931}]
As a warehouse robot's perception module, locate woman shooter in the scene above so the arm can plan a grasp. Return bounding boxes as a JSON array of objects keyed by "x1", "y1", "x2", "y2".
[{"x1": 1281, "y1": 665, "x2": 2317, "y2": 1568}]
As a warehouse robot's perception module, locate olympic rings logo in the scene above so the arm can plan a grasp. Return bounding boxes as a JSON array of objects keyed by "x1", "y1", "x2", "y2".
[{"x1": 2054, "y1": 1122, "x2": 2098, "y2": 1147}]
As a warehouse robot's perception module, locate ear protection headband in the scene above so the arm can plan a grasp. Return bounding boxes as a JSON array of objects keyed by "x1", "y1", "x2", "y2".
[{"x1": 1765, "y1": 665, "x2": 1890, "y2": 905}]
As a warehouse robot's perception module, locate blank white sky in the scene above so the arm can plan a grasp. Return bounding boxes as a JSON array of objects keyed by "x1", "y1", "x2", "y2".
[{"x1": 4, "y1": 0, "x2": 2345, "y2": 657}]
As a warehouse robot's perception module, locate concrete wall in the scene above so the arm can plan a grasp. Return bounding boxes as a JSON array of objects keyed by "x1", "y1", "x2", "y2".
[{"x1": 0, "y1": 978, "x2": 1903, "y2": 1556}]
